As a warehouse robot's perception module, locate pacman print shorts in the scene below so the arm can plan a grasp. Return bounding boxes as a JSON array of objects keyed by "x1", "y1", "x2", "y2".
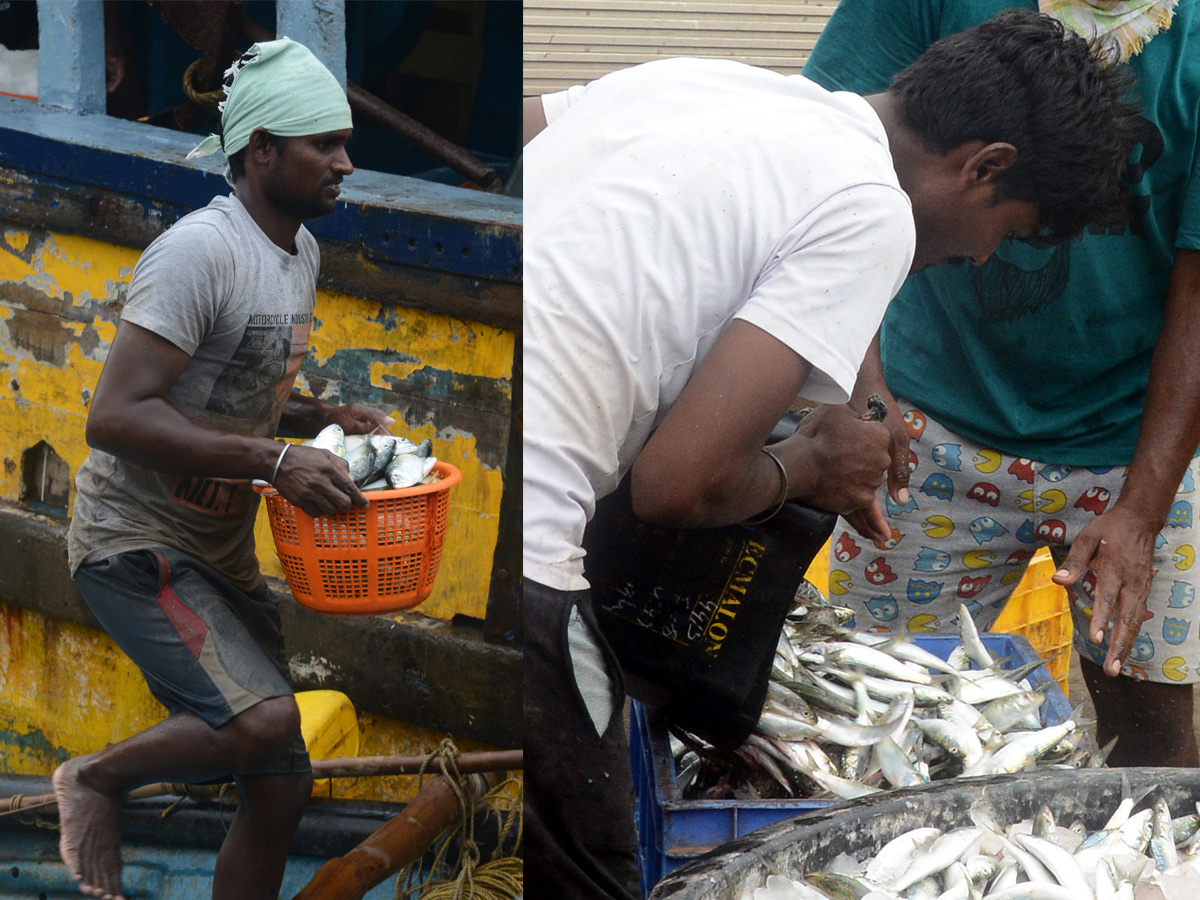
[{"x1": 827, "y1": 400, "x2": 1200, "y2": 685}]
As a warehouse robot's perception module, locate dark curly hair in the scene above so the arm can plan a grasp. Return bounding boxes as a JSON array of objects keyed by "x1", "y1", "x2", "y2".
[{"x1": 890, "y1": 9, "x2": 1141, "y2": 244}]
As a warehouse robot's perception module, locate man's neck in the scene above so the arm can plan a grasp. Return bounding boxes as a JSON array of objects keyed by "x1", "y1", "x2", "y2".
[
  {"x1": 233, "y1": 186, "x2": 301, "y2": 253},
  {"x1": 864, "y1": 92, "x2": 918, "y2": 191}
]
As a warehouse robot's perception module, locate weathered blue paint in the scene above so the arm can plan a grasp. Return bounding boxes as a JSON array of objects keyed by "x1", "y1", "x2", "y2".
[
  {"x1": 0, "y1": 99, "x2": 521, "y2": 282},
  {"x1": 314, "y1": 352, "x2": 512, "y2": 410},
  {"x1": 35, "y1": 0, "x2": 105, "y2": 115},
  {"x1": 278, "y1": 0, "x2": 348, "y2": 89},
  {"x1": 0, "y1": 726, "x2": 69, "y2": 767},
  {"x1": 1, "y1": 832, "x2": 403, "y2": 898}
]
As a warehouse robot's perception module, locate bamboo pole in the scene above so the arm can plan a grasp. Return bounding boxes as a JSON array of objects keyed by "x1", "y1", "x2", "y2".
[
  {"x1": 1, "y1": 750, "x2": 523, "y2": 814},
  {"x1": 290, "y1": 770, "x2": 505, "y2": 900},
  {"x1": 311, "y1": 750, "x2": 522, "y2": 779}
]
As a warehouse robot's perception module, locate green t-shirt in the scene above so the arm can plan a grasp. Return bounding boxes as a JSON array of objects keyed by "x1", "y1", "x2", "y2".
[{"x1": 804, "y1": 0, "x2": 1200, "y2": 465}]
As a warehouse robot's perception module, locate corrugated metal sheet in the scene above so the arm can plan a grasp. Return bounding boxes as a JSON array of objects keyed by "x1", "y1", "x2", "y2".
[
  {"x1": 1, "y1": 831, "x2": 404, "y2": 898},
  {"x1": 524, "y1": 0, "x2": 839, "y2": 94}
]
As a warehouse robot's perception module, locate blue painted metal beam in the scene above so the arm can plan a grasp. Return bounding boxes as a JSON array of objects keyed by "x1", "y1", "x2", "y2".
[
  {"x1": 278, "y1": 0, "x2": 348, "y2": 88},
  {"x1": 0, "y1": 98, "x2": 521, "y2": 282},
  {"x1": 35, "y1": 0, "x2": 105, "y2": 114}
]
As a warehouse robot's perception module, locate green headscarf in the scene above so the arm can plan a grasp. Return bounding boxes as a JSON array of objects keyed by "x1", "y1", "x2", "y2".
[{"x1": 187, "y1": 38, "x2": 353, "y2": 187}]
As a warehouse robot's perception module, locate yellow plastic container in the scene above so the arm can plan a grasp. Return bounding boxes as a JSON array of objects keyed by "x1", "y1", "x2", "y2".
[
  {"x1": 803, "y1": 538, "x2": 831, "y2": 596},
  {"x1": 297, "y1": 689, "x2": 360, "y2": 794},
  {"x1": 992, "y1": 547, "x2": 1073, "y2": 698}
]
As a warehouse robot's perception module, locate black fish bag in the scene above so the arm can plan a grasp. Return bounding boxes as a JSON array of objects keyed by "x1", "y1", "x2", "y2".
[{"x1": 582, "y1": 473, "x2": 836, "y2": 750}]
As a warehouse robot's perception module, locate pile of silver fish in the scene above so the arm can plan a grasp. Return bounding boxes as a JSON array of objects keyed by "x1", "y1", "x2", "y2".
[
  {"x1": 741, "y1": 794, "x2": 1200, "y2": 900},
  {"x1": 676, "y1": 592, "x2": 1103, "y2": 803},
  {"x1": 305, "y1": 423, "x2": 440, "y2": 490}
]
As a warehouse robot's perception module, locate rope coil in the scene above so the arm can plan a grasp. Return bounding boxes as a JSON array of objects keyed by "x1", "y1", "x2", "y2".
[
  {"x1": 3, "y1": 794, "x2": 58, "y2": 830},
  {"x1": 182, "y1": 58, "x2": 224, "y2": 107},
  {"x1": 394, "y1": 738, "x2": 523, "y2": 900}
]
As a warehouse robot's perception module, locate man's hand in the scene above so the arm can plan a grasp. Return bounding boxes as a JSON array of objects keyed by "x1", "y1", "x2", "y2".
[
  {"x1": 838, "y1": 333, "x2": 910, "y2": 544},
  {"x1": 841, "y1": 499, "x2": 892, "y2": 547},
  {"x1": 783, "y1": 403, "x2": 891, "y2": 514},
  {"x1": 322, "y1": 402, "x2": 395, "y2": 436},
  {"x1": 272, "y1": 443, "x2": 368, "y2": 517},
  {"x1": 792, "y1": 403, "x2": 897, "y2": 547},
  {"x1": 1052, "y1": 504, "x2": 1158, "y2": 677},
  {"x1": 282, "y1": 394, "x2": 395, "y2": 439},
  {"x1": 876, "y1": 386, "x2": 913, "y2": 508},
  {"x1": 274, "y1": 403, "x2": 395, "y2": 515}
]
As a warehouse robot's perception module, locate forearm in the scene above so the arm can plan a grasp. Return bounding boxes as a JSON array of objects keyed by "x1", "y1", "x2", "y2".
[
  {"x1": 633, "y1": 406, "x2": 887, "y2": 527},
  {"x1": 632, "y1": 319, "x2": 892, "y2": 526},
  {"x1": 279, "y1": 391, "x2": 335, "y2": 438},
  {"x1": 523, "y1": 96, "x2": 548, "y2": 145},
  {"x1": 1116, "y1": 250, "x2": 1200, "y2": 528},
  {"x1": 639, "y1": 439, "x2": 818, "y2": 529},
  {"x1": 849, "y1": 330, "x2": 887, "y2": 408},
  {"x1": 1121, "y1": 408, "x2": 1200, "y2": 531},
  {"x1": 87, "y1": 395, "x2": 284, "y2": 483}
]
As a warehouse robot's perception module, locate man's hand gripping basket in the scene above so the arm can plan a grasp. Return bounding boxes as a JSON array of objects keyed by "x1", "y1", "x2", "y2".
[{"x1": 256, "y1": 461, "x2": 462, "y2": 615}]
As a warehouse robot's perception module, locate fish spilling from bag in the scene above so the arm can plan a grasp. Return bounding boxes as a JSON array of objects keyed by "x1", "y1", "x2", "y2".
[
  {"x1": 303, "y1": 425, "x2": 440, "y2": 490},
  {"x1": 739, "y1": 793, "x2": 1200, "y2": 900},
  {"x1": 675, "y1": 592, "x2": 1103, "y2": 803}
]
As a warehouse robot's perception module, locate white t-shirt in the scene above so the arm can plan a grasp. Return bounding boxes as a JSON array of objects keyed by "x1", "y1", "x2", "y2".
[{"x1": 524, "y1": 57, "x2": 915, "y2": 591}]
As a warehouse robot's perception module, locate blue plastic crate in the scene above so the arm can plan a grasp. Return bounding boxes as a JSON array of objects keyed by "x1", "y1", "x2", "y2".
[{"x1": 630, "y1": 631, "x2": 1072, "y2": 897}]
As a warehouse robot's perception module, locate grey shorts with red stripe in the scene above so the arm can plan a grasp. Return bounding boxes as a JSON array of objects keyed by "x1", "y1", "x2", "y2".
[{"x1": 74, "y1": 545, "x2": 310, "y2": 775}]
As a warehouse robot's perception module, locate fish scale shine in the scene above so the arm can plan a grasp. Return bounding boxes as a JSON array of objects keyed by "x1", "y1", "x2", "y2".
[
  {"x1": 681, "y1": 590, "x2": 1094, "y2": 804},
  {"x1": 753, "y1": 796, "x2": 1200, "y2": 900}
]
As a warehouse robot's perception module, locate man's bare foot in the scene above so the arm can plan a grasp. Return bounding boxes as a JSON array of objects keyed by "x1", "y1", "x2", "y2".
[{"x1": 52, "y1": 757, "x2": 127, "y2": 900}]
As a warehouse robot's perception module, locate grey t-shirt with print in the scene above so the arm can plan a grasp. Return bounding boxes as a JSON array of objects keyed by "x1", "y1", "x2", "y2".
[{"x1": 68, "y1": 194, "x2": 318, "y2": 592}]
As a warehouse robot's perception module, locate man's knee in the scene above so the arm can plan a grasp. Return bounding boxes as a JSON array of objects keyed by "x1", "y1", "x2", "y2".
[{"x1": 227, "y1": 696, "x2": 302, "y2": 771}]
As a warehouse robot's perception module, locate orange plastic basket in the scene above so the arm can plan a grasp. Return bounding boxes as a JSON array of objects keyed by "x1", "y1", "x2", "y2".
[{"x1": 255, "y1": 461, "x2": 461, "y2": 615}]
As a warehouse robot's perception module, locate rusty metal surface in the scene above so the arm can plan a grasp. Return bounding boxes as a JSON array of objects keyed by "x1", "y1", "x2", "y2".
[
  {"x1": 346, "y1": 83, "x2": 502, "y2": 191},
  {"x1": 0, "y1": 167, "x2": 521, "y2": 329},
  {"x1": 0, "y1": 172, "x2": 520, "y2": 330},
  {"x1": 0, "y1": 504, "x2": 522, "y2": 747},
  {"x1": 144, "y1": 1, "x2": 245, "y2": 132},
  {"x1": 149, "y1": 1, "x2": 244, "y2": 58},
  {"x1": 317, "y1": 240, "x2": 520, "y2": 333},
  {"x1": 0, "y1": 218, "x2": 514, "y2": 625}
]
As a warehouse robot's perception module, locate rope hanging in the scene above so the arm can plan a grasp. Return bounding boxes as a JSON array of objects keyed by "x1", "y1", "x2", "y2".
[
  {"x1": 182, "y1": 58, "x2": 224, "y2": 107},
  {"x1": 393, "y1": 738, "x2": 524, "y2": 900},
  {"x1": 2, "y1": 794, "x2": 58, "y2": 830}
]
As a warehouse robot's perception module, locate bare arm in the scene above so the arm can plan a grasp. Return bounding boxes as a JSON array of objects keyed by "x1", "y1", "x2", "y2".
[
  {"x1": 87, "y1": 321, "x2": 374, "y2": 517},
  {"x1": 523, "y1": 96, "x2": 548, "y2": 146},
  {"x1": 1054, "y1": 249, "x2": 1200, "y2": 675},
  {"x1": 630, "y1": 320, "x2": 891, "y2": 528}
]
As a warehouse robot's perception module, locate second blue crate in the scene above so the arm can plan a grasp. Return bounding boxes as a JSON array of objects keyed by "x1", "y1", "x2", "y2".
[{"x1": 630, "y1": 631, "x2": 1072, "y2": 897}]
